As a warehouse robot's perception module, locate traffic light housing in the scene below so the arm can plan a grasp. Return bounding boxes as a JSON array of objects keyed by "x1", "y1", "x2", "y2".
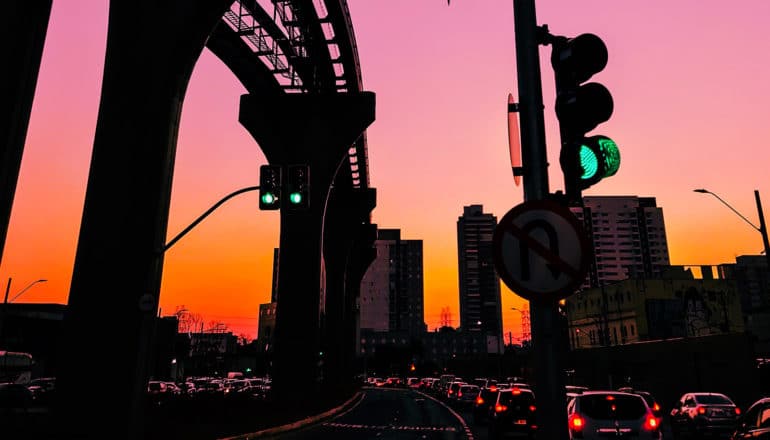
[
  {"x1": 286, "y1": 164, "x2": 309, "y2": 210},
  {"x1": 259, "y1": 164, "x2": 281, "y2": 210},
  {"x1": 550, "y1": 33, "x2": 619, "y2": 202}
]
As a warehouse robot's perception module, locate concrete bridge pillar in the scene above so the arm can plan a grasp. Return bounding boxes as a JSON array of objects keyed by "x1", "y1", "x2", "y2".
[
  {"x1": 322, "y1": 187, "x2": 376, "y2": 392},
  {"x1": 0, "y1": 0, "x2": 52, "y2": 267},
  {"x1": 56, "y1": 2, "x2": 230, "y2": 438},
  {"x1": 344, "y1": 220, "x2": 378, "y2": 381},
  {"x1": 239, "y1": 92, "x2": 375, "y2": 405}
]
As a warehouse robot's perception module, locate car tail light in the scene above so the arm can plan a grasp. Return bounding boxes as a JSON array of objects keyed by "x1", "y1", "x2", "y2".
[
  {"x1": 653, "y1": 402, "x2": 660, "y2": 412},
  {"x1": 458, "y1": 391, "x2": 462, "y2": 397},
  {"x1": 495, "y1": 404, "x2": 508, "y2": 413},
  {"x1": 512, "y1": 387, "x2": 521, "y2": 395},
  {"x1": 697, "y1": 406, "x2": 706, "y2": 415},
  {"x1": 529, "y1": 405, "x2": 536, "y2": 412},
  {"x1": 476, "y1": 397, "x2": 484, "y2": 405},
  {"x1": 735, "y1": 407, "x2": 741, "y2": 415},
  {"x1": 643, "y1": 414, "x2": 659, "y2": 431},
  {"x1": 489, "y1": 385, "x2": 497, "y2": 392},
  {"x1": 569, "y1": 414, "x2": 584, "y2": 431},
  {"x1": 448, "y1": 389, "x2": 453, "y2": 394}
]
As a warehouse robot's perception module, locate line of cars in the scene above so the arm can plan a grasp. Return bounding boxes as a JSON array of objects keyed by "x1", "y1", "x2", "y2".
[{"x1": 146, "y1": 376, "x2": 271, "y2": 405}]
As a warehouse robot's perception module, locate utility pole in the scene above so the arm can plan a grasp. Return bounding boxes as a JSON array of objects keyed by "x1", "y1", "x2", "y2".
[{"x1": 512, "y1": 0, "x2": 568, "y2": 438}]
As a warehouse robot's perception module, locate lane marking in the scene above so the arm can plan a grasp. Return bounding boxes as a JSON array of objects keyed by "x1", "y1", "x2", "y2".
[
  {"x1": 321, "y1": 422, "x2": 457, "y2": 432},
  {"x1": 414, "y1": 390, "x2": 475, "y2": 440}
]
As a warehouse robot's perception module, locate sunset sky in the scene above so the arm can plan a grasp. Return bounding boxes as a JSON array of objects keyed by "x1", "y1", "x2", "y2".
[{"x1": 3, "y1": 1, "x2": 770, "y2": 341}]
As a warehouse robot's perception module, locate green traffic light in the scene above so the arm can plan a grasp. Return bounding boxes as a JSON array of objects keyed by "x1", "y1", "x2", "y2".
[
  {"x1": 579, "y1": 135, "x2": 620, "y2": 182},
  {"x1": 289, "y1": 192, "x2": 302, "y2": 204},
  {"x1": 597, "y1": 136, "x2": 620, "y2": 177},
  {"x1": 579, "y1": 144, "x2": 600, "y2": 180},
  {"x1": 261, "y1": 193, "x2": 277, "y2": 205}
]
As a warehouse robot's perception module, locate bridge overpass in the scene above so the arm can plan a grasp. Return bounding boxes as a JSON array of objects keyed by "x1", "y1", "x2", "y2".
[{"x1": 2, "y1": 1, "x2": 377, "y2": 438}]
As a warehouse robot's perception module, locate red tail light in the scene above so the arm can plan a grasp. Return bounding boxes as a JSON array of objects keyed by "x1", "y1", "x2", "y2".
[
  {"x1": 643, "y1": 414, "x2": 659, "y2": 431},
  {"x1": 697, "y1": 406, "x2": 706, "y2": 415},
  {"x1": 448, "y1": 390, "x2": 453, "y2": 394},
  {"x1": 735, "y1": 407, "x2": 741, "y2": 415},
  {"x1": 495, "y1": 404, "x2": 508, "y2": 413},
  {"x1": 529, "y1": 405, "x2": 537, "y2": 412},
  {"x1": 476, "y1": 397, "x2": 484, "y2": 405},
  {"x1": 458, "y1": 391, "x2": 462, "y2": 397},
  {"x1": 569, "y1": 414, "x2": 584, "y2": 431},
  {"x1": 653, "y1": 402, "x2": 660, "y2": 412},
  {"x1": 512, "y1": 387, "x2": 521, "y2": 395},
  {"x1": 489, "y1": 385, "x2": 497, "y2": 392}
]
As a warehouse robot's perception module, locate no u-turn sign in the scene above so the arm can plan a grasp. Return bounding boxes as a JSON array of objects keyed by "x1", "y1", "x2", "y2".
[{"x1": 492, "y1": 199, "x2": 590, "y2": 301}]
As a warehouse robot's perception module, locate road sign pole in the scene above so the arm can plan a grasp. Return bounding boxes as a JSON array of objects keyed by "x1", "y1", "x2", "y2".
[{"x1": 513, "y1": 1, "x2": 569, "y2": 438}]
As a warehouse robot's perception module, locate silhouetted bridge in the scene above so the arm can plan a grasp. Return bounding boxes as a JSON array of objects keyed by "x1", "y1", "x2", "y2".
[{"x1": 3, "y1": 1, "x2": 377, "y2": 438}]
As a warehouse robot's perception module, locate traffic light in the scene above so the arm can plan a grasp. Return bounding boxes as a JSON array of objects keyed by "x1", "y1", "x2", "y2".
[
  {"x1": 550, "y1": 32, "x2": 619, "y2": 202},
  {"x1": 286, "y1": 164, "x2": 309, "y2": 210},
  {"x1": 259, "y1": 164, "x2": 281, "y2": 210}
]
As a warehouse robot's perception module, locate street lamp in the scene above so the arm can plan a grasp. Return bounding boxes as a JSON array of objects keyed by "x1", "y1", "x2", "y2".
[
  {"x1": 693, "y1": 188, "x2": 770, "y2": 272},
  {"x1": 4, "y1": 278, "x2": 48, "y2": 305}
]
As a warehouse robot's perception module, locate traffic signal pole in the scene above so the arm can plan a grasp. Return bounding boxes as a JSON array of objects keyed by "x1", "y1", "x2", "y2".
[{"x1": 513, "y1": 0, "x2": 569, "y2": 438}]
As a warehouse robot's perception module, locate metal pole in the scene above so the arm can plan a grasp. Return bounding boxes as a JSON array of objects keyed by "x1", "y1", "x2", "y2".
[
  {"x1": 0, "y1": 278, "x2": 10, "y2": 347},
  {"x1": 3, "y1": 277, "x2": 10, "y2": 305},
  {"x1": 754, "y1": 190, "x2": 770, "y2": 275},
  {"x1": 513, "y1": 1, "x2": 568, "y2": 438}
]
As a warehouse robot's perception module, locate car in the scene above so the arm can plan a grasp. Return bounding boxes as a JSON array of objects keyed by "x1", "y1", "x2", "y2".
[
  {"x1": 445, "y1": 381, "x2": 466, "y2": 401},
  {"x1": 670, "y1": 392, "x2": 741, "y2": 438},
  {"x1": 473, "y1": 384, "x2": 502, "y2": 424},
  {"x1": 26, "y1": 377, "x2": 56, "y2": 403},
  {"x1": 567, "y1": 391, "x2": 661, "y2": 439},
  {"x1": 617, "y1": 387, "x2": 663, "y2": 420},
  {"x1": 731, "y1": 397, "x2": 770, "y2": 439},
  {"x1": 455, "y1": 384, "x2": 480, "y2": 408},
  {"x1": 487, "y1": 387, "x2": 537, "y2": 439}
]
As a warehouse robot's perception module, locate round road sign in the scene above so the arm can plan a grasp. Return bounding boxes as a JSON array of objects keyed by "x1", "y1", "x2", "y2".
[{"x1": 493, "y1": 199, "x2": 590, "y2": 301}]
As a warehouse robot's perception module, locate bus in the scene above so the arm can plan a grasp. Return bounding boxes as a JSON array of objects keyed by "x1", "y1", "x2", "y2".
[{"x1": 0, "y1": 351, "x2": 34, "y2": 384}]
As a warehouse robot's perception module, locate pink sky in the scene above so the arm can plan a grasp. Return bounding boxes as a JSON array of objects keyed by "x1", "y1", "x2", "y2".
[{"x1": 3, "y1": 1, "x2": 770, "y2": 341}]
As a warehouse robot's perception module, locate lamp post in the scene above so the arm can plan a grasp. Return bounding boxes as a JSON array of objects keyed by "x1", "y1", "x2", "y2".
[
  {"x1": 4, "y1": 277, "x2": 48, "y2": 304},
  {"x1": 693, "y1": 189, "x2": 770, "y2": 272}
]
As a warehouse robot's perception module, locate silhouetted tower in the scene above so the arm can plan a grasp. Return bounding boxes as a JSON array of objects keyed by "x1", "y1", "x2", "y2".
[{"x1": 457, "y1": 205, "x2": 503, "y2": 352}]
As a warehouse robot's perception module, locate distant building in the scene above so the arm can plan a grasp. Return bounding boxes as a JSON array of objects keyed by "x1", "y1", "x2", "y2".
[
  {"x1": 719, "y1": 255, "x2": 770, "y2": 354},
  {"x1": 571, "y1": 196, "x2": 671, "y2": 288},
  {"x1": 564, "y1": 266, "x2": 744, "y2": 349},
  {"x1": 359, "y1": 229, "x2": 425, "y2": 336},
  {"x1": 257, "y1": 302, "x2": 277, "y2": 352},
  {"x1": 457, "y1": 205, "x2": 503, "y2": 353}
]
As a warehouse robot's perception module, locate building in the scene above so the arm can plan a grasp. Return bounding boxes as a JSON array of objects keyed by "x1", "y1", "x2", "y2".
[
  {"x1": 564, "y1": 266, "x2": 744, "y2": 349},
  {"x1": 457, "y1": 205, "x2": 503, "y2": 353},
  {"x1": 359, "y1": 229, "x2": 425, "y2": 336},
  {"x1": 571, "y1": 196, "x2": 670, "y2": 288},
  {"x1": 257, "y1": 302, "x2": 277, "y2": 352},
  {"x1": 719, "y1": 255, "x2": 770, "y2": 354}
]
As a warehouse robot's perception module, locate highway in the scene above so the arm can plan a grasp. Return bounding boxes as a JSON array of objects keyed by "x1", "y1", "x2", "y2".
[{"x1": 277, "y1": 387, "x2": 475, "y2": 440}]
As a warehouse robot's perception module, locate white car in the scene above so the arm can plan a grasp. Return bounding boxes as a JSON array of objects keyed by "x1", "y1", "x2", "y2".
[{"x1": 567, "y1": 391, "x2": 662, "y2": 439}]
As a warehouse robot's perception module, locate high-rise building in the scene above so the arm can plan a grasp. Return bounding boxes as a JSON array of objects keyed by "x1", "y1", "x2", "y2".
[
  {"x1": 571, "y1": 196, "x2": 671, "y2": 288},
  {"x1": 457, "y1": 205, "x2": 503, "y2": 353},
  {"x1": 359, "y1": 229, "x2": 425, "y2": 336}
]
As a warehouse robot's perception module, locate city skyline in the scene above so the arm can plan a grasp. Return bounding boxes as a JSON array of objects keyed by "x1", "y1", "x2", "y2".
[{"x1": 3, "y1": 1, "x2": 770, "y2": 340}]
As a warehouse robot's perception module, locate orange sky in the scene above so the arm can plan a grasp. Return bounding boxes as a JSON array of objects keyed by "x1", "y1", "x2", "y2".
[{"x1": 3, "y1": 1, "x2": 770, "y2": 341}]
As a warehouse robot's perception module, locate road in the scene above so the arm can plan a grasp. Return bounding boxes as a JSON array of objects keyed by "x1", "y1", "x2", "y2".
[
  {"x1": 272, "y1": 386, "x2": 681, "y2": 440},
  {"x1": 276, "y1": 387, "x2": 474, "y2": 440}
]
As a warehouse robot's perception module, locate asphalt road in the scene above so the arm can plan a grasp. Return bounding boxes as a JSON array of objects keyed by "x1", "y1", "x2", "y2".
[
  {"x1": 273, "y1": 387, "x2": 680, "y2": 440},
  {"x1": 276, "y1": 387, "x2": 474, "y2": 440}
]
